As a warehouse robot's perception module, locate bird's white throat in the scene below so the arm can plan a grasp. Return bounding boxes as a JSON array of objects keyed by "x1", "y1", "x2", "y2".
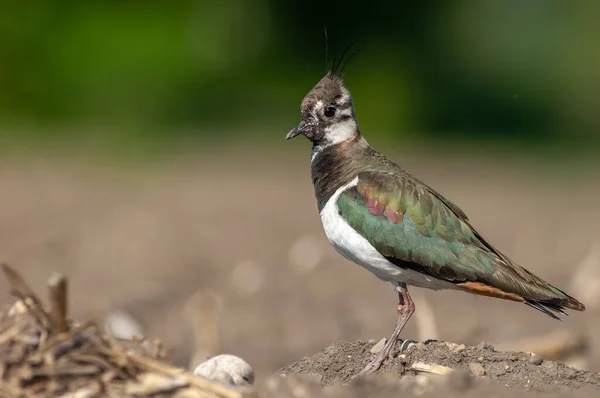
[{"x1": 311, "y1": 117, "x2": 358, "y2": 161}]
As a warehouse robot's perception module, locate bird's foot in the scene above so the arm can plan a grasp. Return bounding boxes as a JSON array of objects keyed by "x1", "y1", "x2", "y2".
[
  {"x1": 352, "y1": 338, "x2": 398, "y2": 379},
  {"x1": 353, "y1": 351, "x2": 387, "y2": 378}
]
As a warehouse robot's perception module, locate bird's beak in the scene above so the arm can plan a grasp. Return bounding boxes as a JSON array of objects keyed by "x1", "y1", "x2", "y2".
[{"x1": 286, "y1": 120, "x2": 308, "y2": 140}]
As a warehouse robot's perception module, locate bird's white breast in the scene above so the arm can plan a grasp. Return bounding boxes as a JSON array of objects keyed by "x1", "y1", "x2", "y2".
[{"x1": 319, "y1": 177, "x2": 454, "y2": 290}]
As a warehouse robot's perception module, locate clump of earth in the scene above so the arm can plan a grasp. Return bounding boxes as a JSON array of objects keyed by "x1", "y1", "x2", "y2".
[{"x1": 267, "y1": 340, "x2": 600, "y2": 397}]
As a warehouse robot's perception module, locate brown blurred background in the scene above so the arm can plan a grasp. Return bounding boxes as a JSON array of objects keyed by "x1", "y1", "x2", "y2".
[{"x1": 1, "y1": 0, "x2": 599, "y2": 380}]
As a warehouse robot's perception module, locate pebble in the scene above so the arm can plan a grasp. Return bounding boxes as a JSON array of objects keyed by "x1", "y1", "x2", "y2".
[
  {"x1": 468, "y1": 362, "x2": 486, "y2": 377},
  {"x1": 193, "y1": 354, "x2": 254, "y2": 386},
  {"x1": 445, "y1": 342, "x2": 466, "y2": 352},
  {"x1": 208, "y1": 370, "x2": 235, "y2": 386},
  {"x1": 416, "y1": 342, "x2": 428, "y2": 351},
  {"x1": 445, "y1": 342, "x2": 458, "y2": 350},
  {"x1": 370, "y1": 338, "x2": 386, "y2": 354},
  {"x1": 104, "y1": 310, "x2": 144, "y2": 340},
  {"x1": 529, "y1": 354, "x2": 543, "y2": 366},
  {"x1": 8, "y1": 300, "x2": 27, "y2": 316},
  {"x1": 476, "y1": 341, "x2": 493, "y2": 350}
]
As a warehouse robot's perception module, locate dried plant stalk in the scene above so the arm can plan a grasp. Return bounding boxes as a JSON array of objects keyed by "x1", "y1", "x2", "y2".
[
  {"x1": 48, "y1": 272, "x2": 68, "y2": 334},
  {"x1": 2, "y1": 263, "x2": 51, "y2": 330},
  {"x1": 411, "y1": 362, "x2": 455, "y2": 376},
  {"x1": 0, "y1": 263, "x2": 248, "y2": 398}
]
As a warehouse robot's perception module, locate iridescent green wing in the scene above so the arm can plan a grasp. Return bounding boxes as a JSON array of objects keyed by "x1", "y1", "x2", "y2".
[{"x1": 336, "y1": 170, "x2": 582, "y2": 316}]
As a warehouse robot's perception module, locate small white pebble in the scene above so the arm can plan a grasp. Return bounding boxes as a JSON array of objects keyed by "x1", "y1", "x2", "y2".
[
  {"x1": 210, "y1": 370, "x2": 234, "y2": 386},
  {"x1": 8, "y1": 300, "x2": 27, "y2": 316},
  {"x1": 454, "y1": 344, "x2": 466, "y2": 352},
  {"x1": 370, "y1": 338, "x2": 387, "y2": 354},
  {"x1": 528, "y1": 354, "x2": 543, "y2": 366},
  {"x1": 468, "y1": 362, "x2": 486, "y2": 377},
  {"x1": 193, "y1": 354, "x2": 254, "y2": 386},
  {"x1": 104, "y1": 310, "x2": 143, "y2": 340}
]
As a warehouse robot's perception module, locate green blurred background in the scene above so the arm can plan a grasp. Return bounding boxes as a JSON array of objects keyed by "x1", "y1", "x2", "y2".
[{"x1": 1, "y1": 0, "x2": 599, "y2": 158}]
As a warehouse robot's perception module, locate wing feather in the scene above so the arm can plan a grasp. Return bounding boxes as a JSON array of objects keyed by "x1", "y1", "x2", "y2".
[{"x1": 335, "y1": 170, "x2": 584, "y2": 317}]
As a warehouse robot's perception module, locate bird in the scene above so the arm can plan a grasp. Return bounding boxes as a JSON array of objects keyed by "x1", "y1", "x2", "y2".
[{"x1": 286, "y1": 63, "x2": 586, "y2": 377}]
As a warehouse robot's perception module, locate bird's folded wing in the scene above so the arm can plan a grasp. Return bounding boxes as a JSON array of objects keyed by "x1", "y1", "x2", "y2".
[{"x1": 336, "y1": 170, "x2": 575, "y2": 307}]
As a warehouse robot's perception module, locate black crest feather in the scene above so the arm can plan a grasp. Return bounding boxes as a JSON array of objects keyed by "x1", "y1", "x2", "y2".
[
  {"x1": 324, "y1": 27, "x2": 329, "y2": 74},
  {"x1": 327, "y1": 39, "x2": 363, "y2": 78}
]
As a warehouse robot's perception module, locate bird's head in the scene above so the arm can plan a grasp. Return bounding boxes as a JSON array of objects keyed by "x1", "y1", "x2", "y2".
[{"x1": 286, "y1": 72, "x2": 358, "y2": 146}]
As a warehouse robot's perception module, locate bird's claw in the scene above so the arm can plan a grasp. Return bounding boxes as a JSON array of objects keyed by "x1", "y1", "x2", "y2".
[{"x1": 352, "y1": 350, "x2": 389, "y2": 379}]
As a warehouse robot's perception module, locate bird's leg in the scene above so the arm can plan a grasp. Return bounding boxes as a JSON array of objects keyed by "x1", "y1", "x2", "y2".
[{"x1": 354, "y1": 282, "x2": 415, "y2": 378}]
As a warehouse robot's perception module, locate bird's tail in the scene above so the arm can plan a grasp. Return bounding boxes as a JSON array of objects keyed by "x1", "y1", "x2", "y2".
[{"x1": 525, "y1": 288, "x2": 585, "y2": 320}]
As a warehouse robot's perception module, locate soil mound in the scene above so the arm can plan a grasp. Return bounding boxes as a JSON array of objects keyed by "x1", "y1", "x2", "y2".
[{"x1": 277, "y1": 340, "x2": 600, "y2": 397}]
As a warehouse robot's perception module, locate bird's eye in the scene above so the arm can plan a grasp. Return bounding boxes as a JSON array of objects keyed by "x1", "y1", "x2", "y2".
[{"x1": 324, "y1": 106, "x2": 337, "y2": 118}]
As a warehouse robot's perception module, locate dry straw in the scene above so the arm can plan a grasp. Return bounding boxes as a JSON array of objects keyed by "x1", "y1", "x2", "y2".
[{"x1": 0, "y1": 263, "x2": 249, "y2": 398}]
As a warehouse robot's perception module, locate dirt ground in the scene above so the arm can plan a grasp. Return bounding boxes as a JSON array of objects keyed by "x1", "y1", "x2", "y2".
[
  {"x1": 276, "y1": 340, "x2": 599, "y2": 397},
  {"x1": 1, "y1": 147, "x2": 599, "y2": 396}
]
